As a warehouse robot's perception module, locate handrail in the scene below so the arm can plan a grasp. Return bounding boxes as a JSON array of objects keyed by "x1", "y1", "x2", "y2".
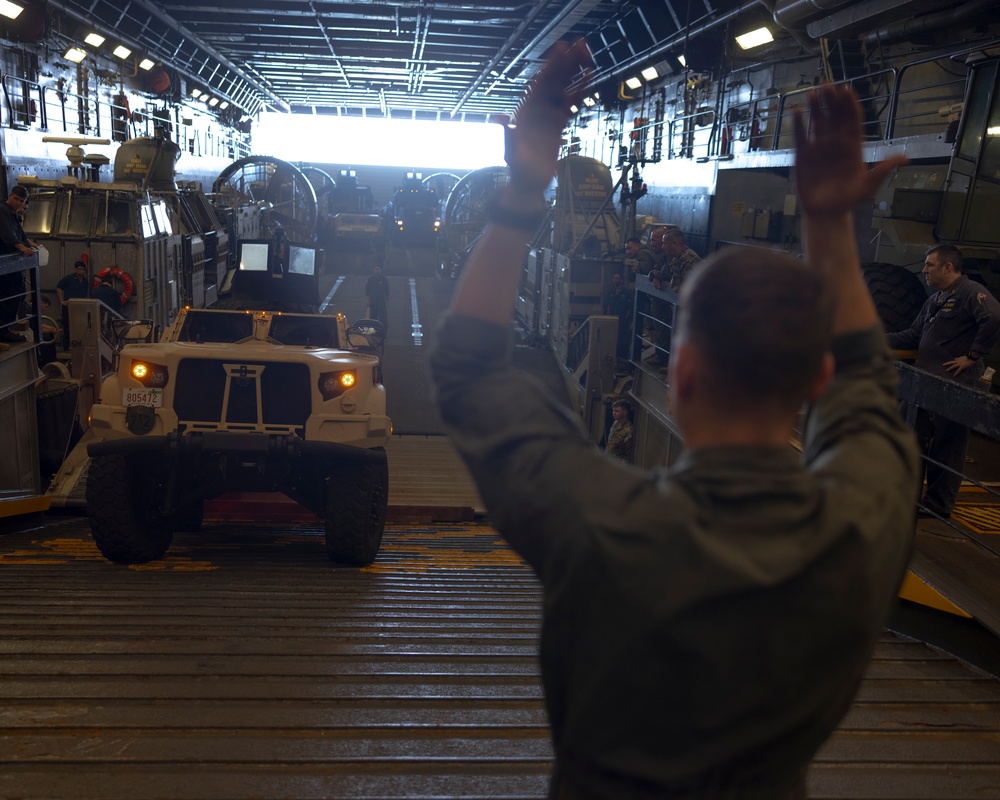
[
  {"x1": 620, "y1": 42, "x2": 990, "y2": 163},
  {"x1": 1, "y1": 74, "x2": 46, "y2": 130}
]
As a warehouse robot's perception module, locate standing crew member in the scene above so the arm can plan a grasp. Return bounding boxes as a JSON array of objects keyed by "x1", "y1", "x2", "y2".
[
  {"x1": 0, "y1": 186, "x2": 37, "y2": 343},
  {"x1": 887, "y1": 244, "x2": 1000, "y2": 518},
  {"x1": 662, "y1": 228, "x2": 701, "y2": 292},
  {"x1": 430, "y1": 41, "x2": 916, "y2": 798},
  {"x1": 56, "y1": 261, "x2": 90, "y2": 349},
  {"x1": 92, "y1": 275, "x2": 124, "y2": 313},
  {"x1": 365, "y1": 263, "x2": 390, "y2": 333}
]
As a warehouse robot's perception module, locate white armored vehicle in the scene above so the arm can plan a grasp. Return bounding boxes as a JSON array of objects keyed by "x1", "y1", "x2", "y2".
[{"x1": 85, "y1": 238, "x2": 390, "y2": 566}]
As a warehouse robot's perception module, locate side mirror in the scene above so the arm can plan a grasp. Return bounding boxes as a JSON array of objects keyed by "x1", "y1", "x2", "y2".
[{"x1": 346, "y1": 318, "x2": 386, "y2": 351}]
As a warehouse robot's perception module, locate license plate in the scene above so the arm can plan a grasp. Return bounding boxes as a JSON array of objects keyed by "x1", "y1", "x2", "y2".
[{"x1": 122, "y1": 387, "x2": 163, "y2": 407}]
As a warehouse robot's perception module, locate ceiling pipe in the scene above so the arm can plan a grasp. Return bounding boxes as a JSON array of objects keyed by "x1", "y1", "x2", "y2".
[
  {"x1": 309, "y1": 1, "x2": 351, "y2": 90},
  {"x1": 861, "y1": 0, "x2": 1000, "y2": 47},
  {"x1": 450, "y1": 0, "x2": 602, "y2": 116}
]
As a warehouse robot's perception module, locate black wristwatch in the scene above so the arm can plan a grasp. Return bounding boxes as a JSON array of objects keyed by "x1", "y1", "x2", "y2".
[{"x1": 967, "y1": 351, "x2": 981, "y2": 361}]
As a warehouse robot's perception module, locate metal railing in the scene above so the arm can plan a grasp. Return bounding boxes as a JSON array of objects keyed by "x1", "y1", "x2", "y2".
[{"x1": 628, "y1": 42, "x2": 989, "y2": 163}]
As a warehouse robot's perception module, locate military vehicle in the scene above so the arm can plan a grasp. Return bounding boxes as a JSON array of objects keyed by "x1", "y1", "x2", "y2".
[{"x1": 84, "y1": 234, "x2": 390, "y2": 566}]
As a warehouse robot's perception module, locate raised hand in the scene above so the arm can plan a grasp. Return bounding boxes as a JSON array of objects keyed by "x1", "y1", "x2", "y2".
[
  {"x1": 503, "y1": 39, "x2": 592, "y2": 196},
  {"x1": 793, "y1": 83, "x2": 907, "y2": 217}
]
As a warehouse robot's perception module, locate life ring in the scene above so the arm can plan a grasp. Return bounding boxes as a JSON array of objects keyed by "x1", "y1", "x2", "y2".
[{"x1": 94, "y1": 266, "x2": 134, "y2": 306}]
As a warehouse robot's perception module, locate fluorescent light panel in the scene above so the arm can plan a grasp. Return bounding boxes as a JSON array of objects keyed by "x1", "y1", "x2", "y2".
[
  {"x1": 677, "y1": 54, "x2": 687, "y2": 67},
  {"x1": 625, "y1": 76, "x2": 642, "y2": 90},
  {"x1": 0, "y1": 0, "x2": 23, "y2": 20},
  {"x1": 641, "y1": 66, "x2": 658, "y2": 81},
  {"x1": 113, "y1": 45, "x2": 132, "y2": 59},
  {"x1": 64, "y1": 47, "x2": 87, "y2": 63},
  {"x1": 736, "y1": 27, "x2": 774, "y2": 49},
  {"x1": 190, "y1": 88, "x2": 203, "y2": 98},
  {"x1": 139, "y1": 58, "x2": 155, "y2": 71},
  {"x1": 84, "y1": 32, "x2": 106, "y2": 47},
  {"x1": 208, "y1": 97, "x2": 219, "y2": 106}
]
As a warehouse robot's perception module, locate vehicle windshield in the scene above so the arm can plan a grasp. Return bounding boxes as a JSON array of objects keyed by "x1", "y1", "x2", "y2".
[
  {"x1": 176, "y1": 311, "x2": 254, "y2": 343},
  {"x1": 268, "y1": 314, "x2": 341, "y2": 347}
]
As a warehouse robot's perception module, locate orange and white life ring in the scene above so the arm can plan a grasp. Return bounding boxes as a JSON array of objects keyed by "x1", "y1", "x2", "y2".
[{"x1": 93, "y1": 266, "x2": 134, "y2": 306}]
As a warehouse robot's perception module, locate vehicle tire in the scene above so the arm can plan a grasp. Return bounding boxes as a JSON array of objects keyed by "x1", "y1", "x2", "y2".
[
  {"x1": 862, "y1": 262, "x2": 927, "y2": 333},
  {"x1": 324, "y1": 447, "x2": 388, "y2": 566},
  {"x1": 86, "y1": 453, "x2": 173, "y2": 564}
]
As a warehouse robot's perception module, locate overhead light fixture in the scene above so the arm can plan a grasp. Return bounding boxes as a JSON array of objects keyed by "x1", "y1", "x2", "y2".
[
  {"x1": 677, "y1": 54, "x2": 687, "y2": 68},
  {"x1": 625, "y1": 76, "x2": 642, "y2": 90},
  {"x1": 219, "y1": 101, "x2": 229, "y2": 110},
  {"x1": 641, "y1": 66, "x2": 658, "y2": 81},
  {"x1": 64, "y1": 47, "x2": 87, "y2": 63},
  {"x1": 113, "y1": 45, "x2": 132, "y2": 59},
  {"x1": 583, "y1": 96, "x2": 596, "y2": 107},
  {"x1": 0, "y1": 0, "x2": 23, "y2": 20},
  {"x1": 736, "y1": 26, "x2": 774, "y2": 50},
  {"x1": 208, "y1": 97, "x2": 219, "y2": 107},
  {"x1": 84, "y1": 33, "x2": 106, "y2": 48},
  {"x1": 190, "y1": 88, "x2": 203, "y2": 98},
  {"x1": 569, "y1": 105, "x2": 579, "y2": 114},
  {"x1": 139, "y1": 58, "x2": 155, "y2": 71}
]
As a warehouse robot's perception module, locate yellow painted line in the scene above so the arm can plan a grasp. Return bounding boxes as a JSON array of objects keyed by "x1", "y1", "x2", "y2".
[
  {"x1": 0, "y1": 495, "x2": 51, "y2": 519},
  {"x1": 951, "y1": 504, "x2": 1000, "y2": 535},
  {"x1": 0, "y1": 522, "x2": 526, "y2": 574},
  {"x1": 898, "y1": 570, "x2": 972, "y2": 618},
  {"x1": 363, "y1": 524, "x2": 529, "y2": 573}
]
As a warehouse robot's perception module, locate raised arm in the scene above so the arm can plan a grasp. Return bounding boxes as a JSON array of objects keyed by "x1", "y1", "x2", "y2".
[
  {"x1": 794, "y1": 84, "x2": 907, "y2": 336},
  {"x1": 450, "y1": 40, "x2": 592, "y2": 324}
]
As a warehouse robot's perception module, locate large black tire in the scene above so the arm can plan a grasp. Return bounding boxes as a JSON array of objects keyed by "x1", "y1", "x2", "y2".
[
  {"x1": 324, "y1": 448, "x2": 388, "y2": 566},
  {"x1": 862, "y1": 262, "x2": 927, "y2": 333},
  {"x1": 86, "y1": 454, "x2": 173, "y2": 564}
]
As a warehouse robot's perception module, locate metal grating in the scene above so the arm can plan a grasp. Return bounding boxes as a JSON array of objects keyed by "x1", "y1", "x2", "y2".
[{"x1": 1, "y1": 517, "x2": 1000, "y2": 798}]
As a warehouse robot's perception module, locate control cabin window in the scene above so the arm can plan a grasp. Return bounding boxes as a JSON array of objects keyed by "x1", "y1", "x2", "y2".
[
  {"x1": 56, "y1": 194, "x2": 96, "y2": 236},
  {"x1": 22, "y1": 194, "x2": 56, "y2": 236},
  {"x1": 268, "y1": 314, "x2": 340, "y2": 347},
  {"x1": 176, "y1": 311, "x2": 254, "y2": 343},
  {"x1": 95, "y1": 196, "x2": 134, "y2": 237}
]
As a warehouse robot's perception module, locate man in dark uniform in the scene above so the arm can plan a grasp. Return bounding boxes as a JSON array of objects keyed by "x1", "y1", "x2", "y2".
[
  {"x1": 92, "y1": 276, "x2": 124, "y2": 313},
  {"x1": 365, "y1": 263, "x2": 390, "y2": 333},
  {"x1": 0, "y1": 186, "x2": 37, "y2": 343},
  {"x1": 887, "y1": 244, "x2": 1000, "y2": 518},
  {"x1": 431, "y1": 42, "x2": 916, "y2": 799},
  {"x1": 56, "y1": 261, "x2": 90, "y2": 349}
]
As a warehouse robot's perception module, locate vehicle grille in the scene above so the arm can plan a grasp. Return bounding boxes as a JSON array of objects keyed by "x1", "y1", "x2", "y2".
[{"x1": 174, "y1": 358, "x2": 312, "y2": 429}]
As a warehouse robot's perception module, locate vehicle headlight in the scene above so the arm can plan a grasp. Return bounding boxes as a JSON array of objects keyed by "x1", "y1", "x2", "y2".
[
  {"x1": 130, "y1": 359, "x2": 169, "y2": 388},
  {"x1": 318, "y1": 370, "x2": 357, "y2": 400}
]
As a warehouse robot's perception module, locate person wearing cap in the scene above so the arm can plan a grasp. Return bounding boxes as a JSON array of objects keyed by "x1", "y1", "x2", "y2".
[{"x1": 56, "y1": 261, "x2": 90, "y2": 349}]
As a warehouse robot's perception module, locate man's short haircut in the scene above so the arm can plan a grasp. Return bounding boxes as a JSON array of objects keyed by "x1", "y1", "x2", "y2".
[
  {"x1": 927, "y1": 243, "x2": 963, "y2": 274},
  {"x1": 664, "y1": 229, "x2": 685, "y2": 244},
  {"x1": 677, "y1": 247, "x2": 833, "y2": 409},
  {"x1": 626, "y1": 236, "x2": 640, "y2": 246},
  {"x1": 9, "y1": 185, "x2": 28, "y2": 200}
]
